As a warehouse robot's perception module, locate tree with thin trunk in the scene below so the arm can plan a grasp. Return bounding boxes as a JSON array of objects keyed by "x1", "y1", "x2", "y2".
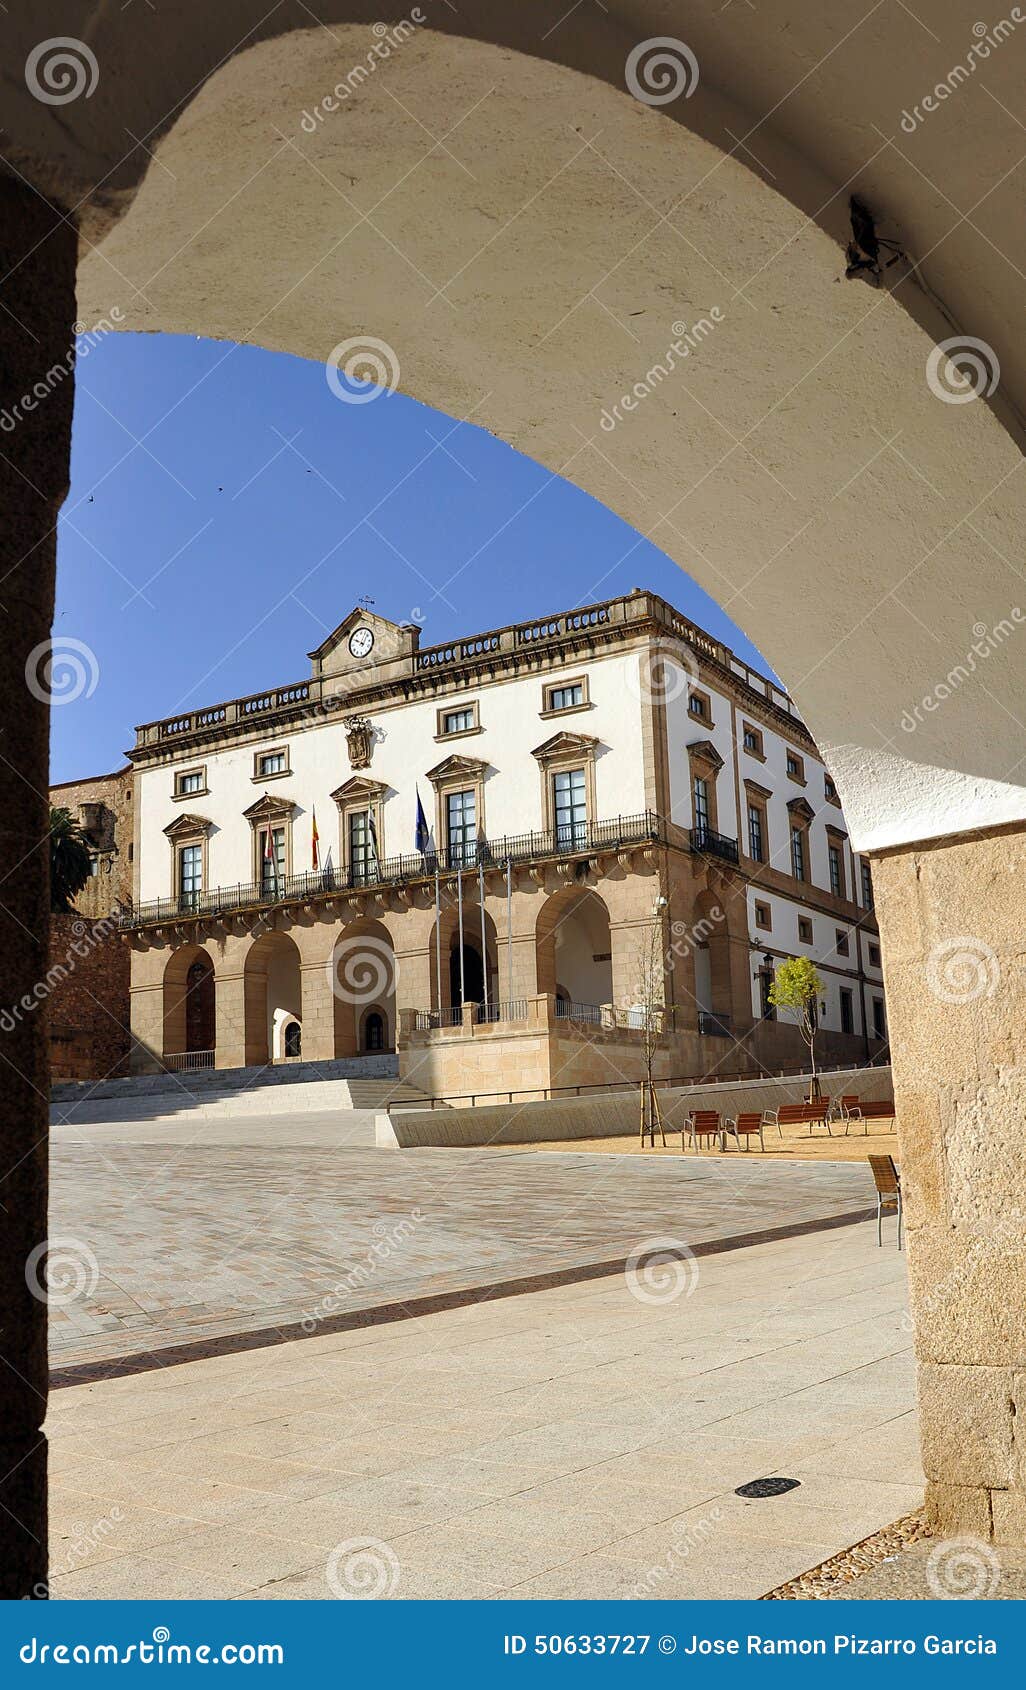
[
  {"x1": 49, "y1": 806, "x2": 93, "y2": 914},
  {"x1": 633, "y1": 916, "x2": 667, "y2": 1145},
  {"x1": 767, "y1": 955, "x2": 824, "y2": 1097}
]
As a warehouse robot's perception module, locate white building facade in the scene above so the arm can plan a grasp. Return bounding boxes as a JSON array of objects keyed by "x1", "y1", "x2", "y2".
[{"x1": 123, "y1": 590, "x2": 886, "y2": 1094}]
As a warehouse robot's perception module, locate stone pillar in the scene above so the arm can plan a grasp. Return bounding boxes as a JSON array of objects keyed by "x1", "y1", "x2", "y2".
[
  {"x1": 128, "y1": 946, "x2": 166, "y2": 1073},
  {"x1": 874, "y1": 827, "x2": 1026, "y2": 1543},
  {"x1": 0, "y1": 179, "x2": 78, "y2": 1597},
  {"x1": 214, "y1": 969, "x2": 248, "y2": 1069}
]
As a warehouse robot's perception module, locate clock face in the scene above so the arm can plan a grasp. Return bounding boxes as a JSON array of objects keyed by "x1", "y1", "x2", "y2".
[{"x1": 348, "y1": 625, "x2": 374, "y2": 659}]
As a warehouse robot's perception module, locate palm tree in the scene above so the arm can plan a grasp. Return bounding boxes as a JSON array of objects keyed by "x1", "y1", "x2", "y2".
[{"x1": 49, "y1": 807, "x2": 93, "y2": 913}]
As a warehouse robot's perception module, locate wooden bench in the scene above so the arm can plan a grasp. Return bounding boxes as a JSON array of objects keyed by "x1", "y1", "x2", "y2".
[
  {"x1": 768, "y1": 1099, "x2": 833, "y2": 1137},
  {"x1": 869, "y1": 1153, "x2": 902, "y2": 1248},
  {"x1": 838, "y1": 1095, "x2": 896, "y2": 1133},
  {"x1": 684, "y1": 1109, "x2": 725, "y2": 1153},
  {"x1": 724, "y1": 1110, "x2": 765, "y2": 1152}
]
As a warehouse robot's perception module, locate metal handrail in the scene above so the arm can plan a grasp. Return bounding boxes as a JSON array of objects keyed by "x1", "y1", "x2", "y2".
[
  {"x1": 554, "y1": 1000, "x2": 603, "y2": 1024},
  {"x1": 119, "y1": 811, "x2": 665, "y2": 929},
  {"x1": 690, "y1": 825, "x2": 740, "y2": 864}
]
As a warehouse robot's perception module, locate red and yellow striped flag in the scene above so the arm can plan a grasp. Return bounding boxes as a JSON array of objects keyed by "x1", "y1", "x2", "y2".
[{"x1": 311, "y1": 807, "x2": 320, "y2": 870}]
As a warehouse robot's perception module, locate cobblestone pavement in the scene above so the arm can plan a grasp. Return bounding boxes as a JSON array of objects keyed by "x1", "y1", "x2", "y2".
[
  {"x1": 49, "y1": 1111, "x2": 875, "y2": 1370},
  {"x1": 46, "y1": 1225, "x2": 919, "y2": 1599}
]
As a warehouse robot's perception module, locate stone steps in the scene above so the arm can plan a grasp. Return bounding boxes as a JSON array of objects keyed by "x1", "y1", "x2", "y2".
[{"x1": 48, "y1": 1056, "x2": 422, "y2": 1126}]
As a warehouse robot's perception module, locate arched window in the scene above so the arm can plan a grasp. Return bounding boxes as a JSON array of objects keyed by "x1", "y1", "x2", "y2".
[
  {"x1": 284, "y1": 1020, "x2": 302, "y2": 1058},
  {"x1": 364, "y1": 1011, "x2": 385, "y2": 1052}
]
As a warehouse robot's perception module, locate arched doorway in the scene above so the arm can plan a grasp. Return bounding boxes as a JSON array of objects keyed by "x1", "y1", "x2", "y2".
[
  {"x1": 361, "y1": 1008, "x2": 387, "y2": 1053},
  {"x1": 243, "y1": 930, "x2": 302, "y2": 1066},
  {"x1": 536, "y1": 889, "x2": 613, "y2": 1015},
  {"x1": 162, "y1": 944, "x2": 215, "y2": 1066},
  {"x1": 328, "y1": 922, "x2": 396, "y2": 1056},
  {"x1": 283, "y1": 1020, "x2": 302, "y2": 1059}
]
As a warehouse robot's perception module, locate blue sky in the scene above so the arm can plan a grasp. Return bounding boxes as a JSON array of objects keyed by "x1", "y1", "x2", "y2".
[{"x1": 53, "y1": 333, "x2": 772, "y2": 783}]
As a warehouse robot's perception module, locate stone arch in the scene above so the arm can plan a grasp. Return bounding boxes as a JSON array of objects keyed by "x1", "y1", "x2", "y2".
[
  {"x1": 162, "y1": 943, "x2": 216, "y2": 1061},
  {"x1": 328, "y1": 919, "x2": 396, "y2": 1055},
  {"x1": 536, "y1": 887, "x2": 613, "y2": 1011},
  {"x1": 243, "y1": 930, "x2": 302, "y2": 1066}
]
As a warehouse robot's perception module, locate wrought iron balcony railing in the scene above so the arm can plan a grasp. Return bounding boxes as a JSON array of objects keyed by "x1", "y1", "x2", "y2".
[
  {"x1": 119, "y1": 810, "x2": 666, "y2": 930},
  {"x1": 690, "y1": 825, "x2": 740, "y2": 864}
]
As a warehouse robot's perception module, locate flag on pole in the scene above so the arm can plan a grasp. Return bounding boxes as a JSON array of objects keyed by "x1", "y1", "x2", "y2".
[
  {"x1": 414, "y1": 786, "x2": 430, "y2": 855},
  {"x1": 311, "y1": 807, "x2": 320, "y2": 871},
  {"x1": 368, "y1": 808, "x2": 379, "y2": 865},
  {"x1": 264, "y1": 827, "x2": 278, "y2": 896}
]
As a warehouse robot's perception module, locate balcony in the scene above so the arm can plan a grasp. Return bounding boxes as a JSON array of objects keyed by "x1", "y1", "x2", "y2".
[
  {"x1": 690, "y1": 824, "x2": 740, "y2": 865},
  {"x1": 119, "y1": 810, "x2": 666, "y2": 931}
]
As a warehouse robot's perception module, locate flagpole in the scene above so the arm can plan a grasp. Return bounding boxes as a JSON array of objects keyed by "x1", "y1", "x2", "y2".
[
  {"x1": 506, "y1": 856, "x2": 513, "y2": 1009},
  {"x1": 434, "y1": 863, "x2": 442, "y2": 1022},
  {"x1": 479, "y1": 858, "x2": 489, "y2": 1015},
  {"x1": 457, "y1": 864, "x2": 466, "y2": 1009}
]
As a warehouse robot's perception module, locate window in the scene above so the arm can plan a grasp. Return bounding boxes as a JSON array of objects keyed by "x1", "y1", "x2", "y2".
[
  {"x1": 785, "y1": 750, "x2": 805, "y2": 782},
  {"x1": 861, "y1": 859, "x2": 874, "y2": 910},
  {"x1": 348, "y1": 808, "x2": 379, "y2": 885},
  {"x1": 446, "y1": 788, "x2": 476, "y2": 865},
  {"x1": 868, "y1": 942, "x2": 881, "y2": 968},
  {"x1": 436, "y1": 700, "x2": 480, "y2": 738},
  {"x1": 688, "y1": 693, "x2": 706, "y2": 718},
  {"x1": 747, "y1": 802, "x2": 764, "y2": 863},
  {"x1": 544, "y1": 680, "x2": 586, "y2": 714},
  {"x1": 179, "y1": 841, "x2": 202, "y2": 911},
  {"x1": 284, "y1": 1021, "x2": 302, "y2": 1058},
  {"x1": 798, "y1": 916, "x2": 813, "y2": 944},
  {"x1": 257, "y1": 750, "x2": 286, "y2": 778},
  {"x1": 175, "y1": 767, "x2": 205, "y2": 797},
  {"x1": 790, "y1": 824, "x2": 806, "y2": 882},
  {"x1": 840, "y1": 988, "x2": 854, "y2": 1035},
  {"x1": 835, "y1": 928, "x2": 850, "y2": 956},
  {"x1": 693, "y1": 773, "x2": 710, "y2": 832},
  {"x1": 364, "y1": 1010, "x2": 385, "y2": 1052},
  {"x1": 755, "y1": 900, "x2": 772, "y2": 931},
  {"x1": 742, "y1": 723, "x2": 764, "y2": 757},
  {"x1": 824, "y1": 774, "x2": 838, "y2": 801},
  {"x1": 259, "y1": 825, "x2": 286, "y2": 895},
  {"x1": 828, "y1": 842, "x2": 843, "y2": 897},
  {"x1": 872, "y1": 997, "x2": 887, "y2": 1040},
  {"x1": 553, "y1": 766, "x2": 587, "y2": 848}
]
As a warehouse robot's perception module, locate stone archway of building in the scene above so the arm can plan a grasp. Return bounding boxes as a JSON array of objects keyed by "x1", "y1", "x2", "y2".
[
  {"x1": 329, "y1": 921, "x2": 397, "y2": 1055},
  {"x1": 8, "y1": 7, "x2": 1026, "y2": 1588},
  {"x1": 536, "y1": 888, "x2": 614, "y2": 1012},
  {"x1": 162, "y1": 945, "x2": 216, "y2": 1063},
  {"x1": 361, "y1": 1007, "x2": 389, "y2": 1053},
  {"x1": 244, "y1": 931, "x2": 302, "y2": 1066}
]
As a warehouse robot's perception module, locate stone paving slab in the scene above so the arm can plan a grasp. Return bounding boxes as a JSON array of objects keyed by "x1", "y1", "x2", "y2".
[
  {"x1": 49, "y1": 1111, "x2": 876, "y2": 1371},
  {"x1": 45, "y1": 1224, "x2": 919, "y2": 1600},
  {"x1": 832, "y1": 1539, "x2": 1026, "y2": 1600}
]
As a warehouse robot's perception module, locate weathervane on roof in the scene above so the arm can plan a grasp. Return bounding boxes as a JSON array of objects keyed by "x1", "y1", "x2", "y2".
[{"x1": 357, "y1": 595, "x2": 375, "y2": 611}]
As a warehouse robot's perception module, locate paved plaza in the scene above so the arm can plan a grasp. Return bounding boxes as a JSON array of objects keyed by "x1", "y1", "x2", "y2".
[
  {"x1": 47, "y1": 1223, "x2": 918, "y2": 1600},
  {"x1": 50, "y1": 1111, "x2": 876, "y2": 1372}
]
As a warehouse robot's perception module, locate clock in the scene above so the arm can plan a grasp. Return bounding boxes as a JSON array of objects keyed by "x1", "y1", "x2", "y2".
[{"x1": 348, "y1": 625, "x2": 374, "y2": 659}]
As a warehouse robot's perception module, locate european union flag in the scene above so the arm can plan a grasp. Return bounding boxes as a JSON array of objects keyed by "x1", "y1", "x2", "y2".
[{"x1": 414, "y1": 786, "x2": 431, "y2": 855}]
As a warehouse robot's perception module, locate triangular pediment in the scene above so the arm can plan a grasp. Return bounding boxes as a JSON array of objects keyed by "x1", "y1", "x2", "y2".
[
  {"x1": 687, "y1": 738, "x2": 724, "y2": 771},
  {"x1": 308, "y1": 607, "x2": 419, "y2": 676},
  {"x1": 743, "y1": 778, "x2": 772, "y2": 801},
  {"x1": 243, "y1": 791, "x2": 297, "y2": 822},
  {"x1": 786, "y1": 796, "x2": 815, "y2": 823},
  {"x1": 331, "y1": 776, "x2": 386, "y2": 805},
  {"x1": 425, "y1": 753, "x2": 488, "y2": 784},
  {"x1": 163, "y1": 813, "x2": 211, "y2": 839},
  {"x1": 531, "y1": 731, "x2": 599, "y2": 762}
]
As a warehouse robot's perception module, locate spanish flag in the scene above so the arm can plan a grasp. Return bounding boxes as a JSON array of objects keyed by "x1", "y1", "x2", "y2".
[{"x1": 311, "y1": 807, "x2": 320, "y2": 871}]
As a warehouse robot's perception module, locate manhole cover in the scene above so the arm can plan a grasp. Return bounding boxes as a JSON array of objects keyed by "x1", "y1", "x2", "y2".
[{"x1": 734, "y1": 1477, "x2": 801, "y2": 1499}]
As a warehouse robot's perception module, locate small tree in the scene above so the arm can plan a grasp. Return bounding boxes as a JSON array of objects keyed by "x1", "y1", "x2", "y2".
[
  {"x1": 633, "y1": 917, "x2": 667, "y2": 1146},
  {"x1": 767, "y1": 956, "x2": 824, "y2": 1097},
  {"x1": 49, "y1": 807, "x2": 93, "y2": 914}
]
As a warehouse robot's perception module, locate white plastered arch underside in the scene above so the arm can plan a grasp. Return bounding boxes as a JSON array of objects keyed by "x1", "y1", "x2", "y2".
[{"x1": 74, "y1": 24, "x2": 1026, "y2": 855}]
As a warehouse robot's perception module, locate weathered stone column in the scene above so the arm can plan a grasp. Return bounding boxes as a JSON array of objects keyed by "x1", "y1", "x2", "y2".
[
  {"x1": 874, "y1": 828, "x2": 1026, "y2": 1544},
  {"x1": 0, "y1": 178, "x2": 78, "y2": 1596}
]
